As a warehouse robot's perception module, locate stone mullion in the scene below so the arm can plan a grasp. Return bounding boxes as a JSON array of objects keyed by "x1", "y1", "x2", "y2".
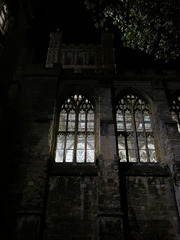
[
  {"x1": 132, "y1": 109, "x2": 140, "y2": 162},
  {"x1": 74, "y1": 106, "x2": 79, "y2": 163},
  {"x1": 85, "y1": 111, "x2": 88, "y2": 163},
  {"x1": 122, "y1": 105, "x2": 129, "y2": 162},
  {"x1": 63, "y1": 111, "x2": 69, "y2": 162},
  {"x1": 140, "y1": 105, "x2": 150, "y2": 162}
]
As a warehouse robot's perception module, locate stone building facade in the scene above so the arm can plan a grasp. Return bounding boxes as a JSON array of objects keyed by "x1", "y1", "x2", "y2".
[{"x1": 1, "y1": 1, "x2": 180, "y2": 240}]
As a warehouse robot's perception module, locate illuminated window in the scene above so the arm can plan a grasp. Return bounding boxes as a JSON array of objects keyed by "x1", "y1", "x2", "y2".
[
  {"x1": 116, "y1": 94, "x2": 157, "y2": 163},
  {"x1": 170, "y1": 94, "x2": 180, "y2": 132},
  {"x1": 55, "y1": 94, "x2": 95, "y2": 163},
  {"x1": 0, "y1": 3, "x2": 8, "y2": 35}
]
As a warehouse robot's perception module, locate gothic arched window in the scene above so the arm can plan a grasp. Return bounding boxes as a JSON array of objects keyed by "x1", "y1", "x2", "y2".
[
  {"x1": 116, "y1": 94, "x2": 157, "y2": 163},
  {"x1": 55, "y1": 94, "x2": 95, "y2": 163},
  {"x1": 170, "y1": 93, "x2": 180, "y2": 132}
]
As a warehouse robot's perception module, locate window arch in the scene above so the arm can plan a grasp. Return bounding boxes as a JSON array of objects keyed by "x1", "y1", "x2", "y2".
[
  {"x1": 116, "y1": 94, "x2": 157, "y2": 163},
  {"x1": 55, "y1": 94, "x2": 95, "y2": 163},
  {"x1": 170, "y1": 92, "x2": 180, "y2": 132}
]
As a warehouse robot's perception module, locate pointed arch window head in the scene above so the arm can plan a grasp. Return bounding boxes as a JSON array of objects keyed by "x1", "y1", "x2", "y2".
[
  {"x1": 170, "y1": 94, "x2": 180, "y2": 132},
  {"x1": 116, "y1": 94, "x2": 157, "y2": 163},
  {"x1": 55, "y1": 94, "x2": 95, "y2": 163}
]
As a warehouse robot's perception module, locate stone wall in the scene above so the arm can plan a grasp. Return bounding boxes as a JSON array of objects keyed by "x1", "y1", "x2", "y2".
[
  {"x1": 45, "y1": 175, "x2": 98, "y2": 240},
  {"x1": 9, "y1": 66, "x2": 180, "y2": 240},
  {"x1": 126, "y1": 175, "x2": 178, "y2": 240}
]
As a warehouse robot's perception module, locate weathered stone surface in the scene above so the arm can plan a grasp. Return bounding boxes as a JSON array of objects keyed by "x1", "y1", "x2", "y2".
[
  {"x1": 126, "y1": 176, "x2": 179, "y2": 240},
  {"x1": 45, "y1": 176, "x2": 98, "y2": 240},
  {"x1": 1, "y1": 7, "x2": 180, "y2": 239}
]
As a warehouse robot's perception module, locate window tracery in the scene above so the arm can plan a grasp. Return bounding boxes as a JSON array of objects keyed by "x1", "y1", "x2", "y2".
[
  {"x1": 55, "y1": 94, "x2": 95, "y2": 163},
  {"x1": 116, "y1": 94, "x2": 157, "y2": 163},
  {"x1": 170, "y1": 94, "x2": 180, "y2": 132}
]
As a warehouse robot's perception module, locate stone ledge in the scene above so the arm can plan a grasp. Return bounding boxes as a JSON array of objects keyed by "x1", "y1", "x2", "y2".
[
  {"x1": 97, "y1": 211, "x2": 124, "y2": 217},
  {"x1": 48, "y1": 163, "x2": 98, "y2": 176},
  {"x1": 119, "y1": 163, "x2": 170, "y2": 176},
  {"x1": 16, "y1": 210, "x2": 43, "y2": 215}
]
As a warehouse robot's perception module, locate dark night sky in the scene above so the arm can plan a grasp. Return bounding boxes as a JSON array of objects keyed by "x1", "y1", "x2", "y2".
[
  {"x1": 31, "y1": 0, "x2": 146, "y2": 67},
  {"x1": 30, "y1": 0, "x2": 178, "y2": 70},
  {"x1": 33, "y1": 1, "x2": 99, "y2": 43},
  {"x1": 31, "y1": 0, "x2": 102, "y2": 62}
]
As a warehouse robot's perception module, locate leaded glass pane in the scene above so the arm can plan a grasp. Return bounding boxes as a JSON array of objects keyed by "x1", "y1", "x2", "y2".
[
  {"x1": 55, "y1": 150, "x2": 63, "y2": 163},
  {"x1": 125, "y1": 110, "x2": 132, "y2": 131},
  {"x1": 147, "y1": 135, "x2": 157, "y2": 162},
  {"x1": 118, "y1": 135, "x2": 126, "y2": 149},
  {"x1": 65, "y1": 150, "x2": 73, "y2": 162},
  {"x1": 144, "y1": 111, "x2": 152, "y2": 131},
  {"x1": 135, "y1": 110, "x2": 143, "y2": 132},
  {"x1": 171, "y1": 111, "x2": 178, "y2": 122},
  {"x1": 68, "y1": 111, "x2": 75, "y2": 131},
  {"x1": 116, "y1": 110, "x2": 124, "y2": 131},
  {"x1": 119, "y1": 150, "x2": 127, "y2": 162},
  {"x1": 139, "y1": 150, "x2": 148, "y2": 162},
  {"x1": 77, "y1": 135, "x2": 85, "y2": 163},
  {"x1": 127, "y1": 135, "x2": 136, "y2": 162},
  {"x1": 118, "y1": 135, "x2": 127, "y2": 162},
  {"x1": 87, "y1": 135, "x2": 95, "y2": 162},
  {"x1": 128, "y1": 149, "x2": 136, "y2": 162},
  {"x1": 170, "y1": 94, "x2": 180, "y2": 133},
  {"x1": 149, "y1": 149, "x2": 157, "y2": 162},
  {"x1": 171, "y1": 111, "x2": 180, "y2": 132},
  {"x1": 138, "y1": 135, "x2": 148, "y2": 162},
  {"x1": 87, "y1": 135, "x2": 94, "y2": 149},
  {"x1": 147, "y1": 135, "x2": 155, "y2": 149},
  {"x1": 127, "y1": 135, "x2": 135, "y2": 150},
  {"x1": 59, "y1": 110, "x2": 67, "y2": 131},
  {"x1": 56, "y1": 135, "x2": 65, "y2": 150},
  {"x1": 138, "y1": 134, "x2": 146, "y2": 150},
  {"x1": 65, "y1": 135, "x2": 74, "y2": 162},
  {"x1": 55, "y1": 135, "x2": 65, "y2": 162},
  {"x1": 78, "y1": 111, "x2": 86, "y2": 131},
  {"x1": 87, "y1": 150, "x2": 94, "y2": 162},
  {"x1": 87, "y1": 110, "x2": 94, "y2": 132}
]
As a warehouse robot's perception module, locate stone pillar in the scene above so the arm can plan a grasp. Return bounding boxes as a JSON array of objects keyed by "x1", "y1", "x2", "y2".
[
  {"x1": 16, "y1": 145, "x2": 49, "y2": 240},
  {"x1": 153, "y1": 80, "x2": 180, "y2": 218},
  {"x1": 15, "y1": 69, "x2": 59, "y2": 240},
  {"x1": 101, "y1": 31, "x2": 115, "y2": 70},
  {"x1": 97, "y1": 88, "x2": 124, "y2": 240}
]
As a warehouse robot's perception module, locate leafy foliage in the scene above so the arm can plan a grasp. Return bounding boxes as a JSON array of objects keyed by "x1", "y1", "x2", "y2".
[{"x1": 84, "y1": 0, "x2": 180, "y2": 60}]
